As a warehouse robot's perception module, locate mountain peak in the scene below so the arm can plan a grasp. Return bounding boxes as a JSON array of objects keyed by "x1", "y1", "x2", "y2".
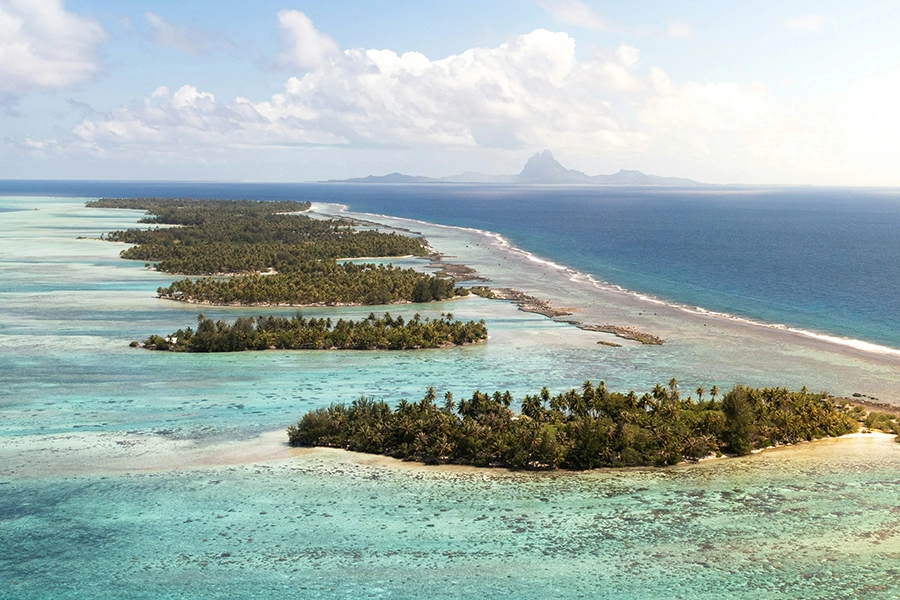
[
  {"x1": 521, "y1": 149, "x2": 558, "y2": 169},
  {"x1": 330, "y1": 150, "x2": 703, "y2": 186},
  {"x1": 518, "y1": 149, "x2": 590, "y2": 183}
]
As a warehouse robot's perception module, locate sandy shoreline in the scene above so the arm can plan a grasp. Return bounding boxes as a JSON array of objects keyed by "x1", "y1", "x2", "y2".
[{"x1": 3, "y1": 427, "x2": 895, "y2": 479}]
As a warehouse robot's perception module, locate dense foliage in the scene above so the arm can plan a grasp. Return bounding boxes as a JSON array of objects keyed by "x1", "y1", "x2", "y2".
[
  {"x1": 157, "y1": 263, "x2": 462, "y2": 306},
  {"x1": 88, "y1": 197, "x2": 426, "y2": 274},
  {"x1": 288, "y1": 382, "x2": 859, "y2": 469},
  {"x1": 89, "y1": 197, "x2": 466, "y2": 306},
  {"x1": 864, "y1": 411, "x2": 900, "y2": 436},
  {"x1": 143, "y1": 312, "x2": 487, "y2": 351}
]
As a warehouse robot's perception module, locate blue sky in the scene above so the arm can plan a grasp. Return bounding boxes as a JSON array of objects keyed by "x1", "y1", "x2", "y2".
[{"x1": 2, "y1": 0, "x2": 899, "y2": 184}]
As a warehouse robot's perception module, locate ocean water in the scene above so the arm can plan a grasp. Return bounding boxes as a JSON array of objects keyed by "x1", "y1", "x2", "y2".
[
  {"x1": 4, "y1": 181, "x2": 897, "y2": 349},
  {"x1": 315, "y1": 184, "x2": 900, "y2": 350},
  {"x1": 2, "y1": 185, "x2": 900, "y2": 598}
]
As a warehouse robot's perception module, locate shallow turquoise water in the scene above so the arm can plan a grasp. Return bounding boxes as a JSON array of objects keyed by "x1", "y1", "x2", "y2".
[
  {"x1": 2, "y1": 196, "x2": 900, "y2": 599},
  {"x1": 3, "y1": 437, "x2": 900, "y2": 599},
  {"x1": 0, "y1": 197, "x2": 620, "y2": 443}
]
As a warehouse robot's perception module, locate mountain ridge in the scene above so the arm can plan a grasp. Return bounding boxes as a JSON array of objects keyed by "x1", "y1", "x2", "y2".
[{"x1": 329, "y1": 150, "x2": 704, "y2": 186}]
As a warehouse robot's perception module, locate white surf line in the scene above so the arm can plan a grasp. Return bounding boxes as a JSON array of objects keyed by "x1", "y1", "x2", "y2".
[{"x1": 309, "y1": 203, "x2": 900, "y2": 359}]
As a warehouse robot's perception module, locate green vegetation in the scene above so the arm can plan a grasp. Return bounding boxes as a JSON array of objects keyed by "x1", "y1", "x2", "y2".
[
  {"x1": 835, "y1": 401, "x2": 900, "y2": 441},
  {"x1": 156, "y1": 263, "x2": 463, "y2": 306},
  {"x1": 143, "y1": 312, "x2": 487, "y2": 352},
  {"x1": 864, "y1": 411, "x2": 900, "y2": 436},
  {"x1": 288, "y1": 382, "x2": 859, "y2": 469},
  {"x1": 88, "y1": 197, "x2": 468, "y2": 306},
  {"x1": 468, "y1": 286, "x2": 495, "y2": 299}
]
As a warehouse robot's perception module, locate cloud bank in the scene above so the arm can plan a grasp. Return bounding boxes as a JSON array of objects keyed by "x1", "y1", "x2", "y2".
[
  {"x1": 0, "y1": 0, "x2": 106, "y2": 91},
  {"x1": 71, "y1": 29, "x2": 655, "y2": 154}
]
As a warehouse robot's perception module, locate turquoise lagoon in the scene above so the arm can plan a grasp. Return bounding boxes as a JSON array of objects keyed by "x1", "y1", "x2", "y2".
[{"x1": 2, "y1": 195, "x2": 900, "y2": 599}]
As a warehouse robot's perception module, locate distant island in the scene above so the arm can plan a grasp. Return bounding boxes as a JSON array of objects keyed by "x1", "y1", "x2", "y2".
[{"x1": 329, "y1": 150, "x2": 704, "y2": 186}]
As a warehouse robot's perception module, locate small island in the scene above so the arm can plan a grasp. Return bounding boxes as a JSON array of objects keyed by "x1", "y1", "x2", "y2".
[
  {"x1": 141, "y1": 312, "x2": 487, "y2": 352},
  {"x1": 88, "y1": 197, "x2": 468, "y2": 306},
  {"x1": 287, "y1": 381, "x2": 885, "y2": 469}
]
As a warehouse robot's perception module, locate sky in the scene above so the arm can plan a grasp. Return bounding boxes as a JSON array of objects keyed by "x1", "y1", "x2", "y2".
[{"x1": 2, "y1": 0, "x2": 899, "y2": 185}]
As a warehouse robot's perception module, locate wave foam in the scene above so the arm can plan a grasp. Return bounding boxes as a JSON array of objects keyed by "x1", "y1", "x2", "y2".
[{"x1": 310, "y1": 202, "x2": 900, "y2": 359}]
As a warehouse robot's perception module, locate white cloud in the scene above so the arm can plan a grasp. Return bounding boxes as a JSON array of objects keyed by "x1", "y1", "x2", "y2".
[
  {"x1": 68, "y1": 29, "x2": 646, "y2": 154},
  {"x1": 144, "y1": 12, "x2": 223, "y2": 55},
  {"x1": 276, "y1": 10, "x2": 340, "y2": 71},
  {"x1": 0, "y1": 0, "x2": 107, "y2": 91},
  {"x1": 785, "y1": 14, "x2": 835, "y2": 33},
  {"x1": 71, "y1": 83, "x2": 346, "y2": 152},
  {"x1": 537, "y1": 0, "x2": 609, "y2": 31},
  {"x1": 615, "y1": 44, "x2": 641, "y2": 69},
  {"x1": 641, "y1": 79, "x2": 774, "y2": 132}
]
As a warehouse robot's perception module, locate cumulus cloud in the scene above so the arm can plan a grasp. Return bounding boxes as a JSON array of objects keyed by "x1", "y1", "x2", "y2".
[
  {"x1": 536, "y1": 0, "x2": 609, "y2": 31},
  {"x1": 144, "y1": 12, "x2": 226, "y2": 55},
  {"x1": 785, "y1": 15, "x2": 835, "y2": 33},
  {"x1": 276, "y1": 10, "x2": 340, "y2": 70},
  {"x1": 68, "y1": 29, "x2": 649, "y2": 154},
  {"x1": 615, "y1": 44, "x2": 641, "y2": 69},
  {"x1": 0, "y1": 0, "x2": 107, "y2": 91},
  {"x1": 71, "y1": 83, "x2": 346, "y2": 152}
]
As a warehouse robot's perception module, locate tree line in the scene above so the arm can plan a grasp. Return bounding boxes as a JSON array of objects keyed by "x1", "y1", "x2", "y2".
[
  {"x1": 288, "y1": 381, "x2": 860, "y2": 469},
  {"x1": 88, "y1": 197, "x2": 467, "y2": 306},
  {"x1": 88, "y1": 197, "x2": 425, "y2": 274},
  {"x1": 157, "y1": 262, "x2": 463, "y2": 306},
  {"x1": 142, "y1": 312, "x2": 487, "y2": 352}
]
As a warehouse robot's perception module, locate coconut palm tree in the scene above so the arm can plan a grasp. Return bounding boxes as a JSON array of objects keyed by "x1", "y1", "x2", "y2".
[
  {"x1": 521, "y1": 395, "x2": 544, "y2": 421},
  {"x1": 443, "y1": 391, "x2": 455, "y2": 415},
  {"x1": 668, "y1": 378, "x2": 679, "y2": 401}
]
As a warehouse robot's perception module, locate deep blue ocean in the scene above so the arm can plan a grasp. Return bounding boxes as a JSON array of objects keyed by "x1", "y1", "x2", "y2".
[{"x1": 3, "y1": 180, "x2": 899, "y2": 348}]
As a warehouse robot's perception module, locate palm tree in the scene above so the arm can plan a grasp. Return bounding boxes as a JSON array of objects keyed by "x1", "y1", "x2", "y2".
[
  {"x1": 443, "y1": 391, "x2": 455, "y2": 415},
  {"x1": 710, "y1": 385, "x2": 719, "y2": 403},
  {"x1": 625, "y1": 390, "x2": 638, "y2": 410},
  {"x1": 668, "y1": 378, "x2": 679, "y2": 401},
  {"x1": 696, "y1": 386, "x2": 705, "y2": 404},
  {"x1": 582, "y1": 380, "x2": 597, "y2": 417},
  {"x1": 424, "y1": 386, "x2": 437, "y2": 404},
  {"x1": 521, "y1": 395, "x2": 543, "y2": 421},
  {"x1": 549, "y1": 394, "x2": 566, "y2": 416},
  {"x1": 652, "y1": 383, "x2": 668, "y2": 403}
]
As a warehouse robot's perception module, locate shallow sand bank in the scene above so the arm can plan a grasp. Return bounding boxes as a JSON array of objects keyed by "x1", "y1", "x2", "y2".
[{"x1": 4, "y1": 427, "x2": 895, "y2": 479}]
